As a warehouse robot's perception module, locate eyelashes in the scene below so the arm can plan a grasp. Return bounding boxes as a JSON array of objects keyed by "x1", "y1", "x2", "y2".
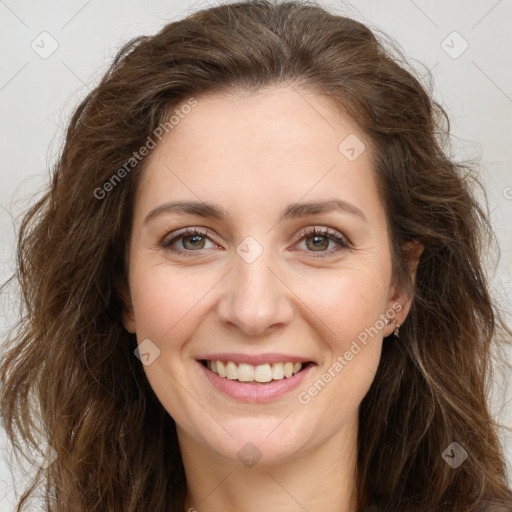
[
  {"x1": 293, "y1": 226, "x2": 350, "y2": 256},
  {"x1": 161, "y1": 225, "x2": 351, "y2": 258},
  {"x1": 162, "y1": 228, "x2": 212, "y2": 253}
]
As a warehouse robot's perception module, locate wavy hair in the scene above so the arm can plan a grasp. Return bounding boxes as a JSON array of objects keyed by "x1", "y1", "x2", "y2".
[{"x1": 1, "y1": 1, "x2": 512, "y2": 510}]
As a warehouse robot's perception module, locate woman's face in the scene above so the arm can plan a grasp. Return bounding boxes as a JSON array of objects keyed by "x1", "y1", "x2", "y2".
[{"x1": 122, "y1": 86, "x2": 416, "y2": 466}]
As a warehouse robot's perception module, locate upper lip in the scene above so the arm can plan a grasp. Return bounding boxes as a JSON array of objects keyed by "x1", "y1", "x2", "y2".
[{"x1": 196, "y1": 353, "x2": 315, "y2": 366}]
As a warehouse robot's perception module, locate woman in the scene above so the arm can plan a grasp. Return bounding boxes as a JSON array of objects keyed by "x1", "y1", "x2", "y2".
[{"x1": 1, "y1": 1, "x2": 511, "y2": 511}]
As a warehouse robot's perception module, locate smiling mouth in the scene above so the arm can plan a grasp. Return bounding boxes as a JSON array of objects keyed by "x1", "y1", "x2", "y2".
[{"x1": 199, "y1": 359, "x2": 315, "y2": 384}]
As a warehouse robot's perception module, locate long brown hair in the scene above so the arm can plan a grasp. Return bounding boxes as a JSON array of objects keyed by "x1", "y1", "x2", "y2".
[{"x1": 1, "y1": 1, "x2": 511, "y2": 510}]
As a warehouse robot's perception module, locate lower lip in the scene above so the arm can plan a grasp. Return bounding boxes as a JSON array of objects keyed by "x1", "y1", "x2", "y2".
[{"x1": 197, "y1": 361, "x2": 316, "y2": 403}]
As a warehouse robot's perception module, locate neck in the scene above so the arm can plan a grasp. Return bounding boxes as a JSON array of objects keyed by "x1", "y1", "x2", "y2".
[{"x1": 179, "y1": 413, "x2": 362, "y2": 512}]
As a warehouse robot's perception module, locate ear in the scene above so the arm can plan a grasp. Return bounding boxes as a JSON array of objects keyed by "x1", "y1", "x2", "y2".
[
  {"x1": 383, "y1": 239, "x2": 424, "y2": 337},
  {"x1": 119, "y1": 281, "x2": 136, "y2": 334}
]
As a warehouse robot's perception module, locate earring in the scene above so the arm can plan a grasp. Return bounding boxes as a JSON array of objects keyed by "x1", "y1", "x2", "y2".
[{"x1": 393, "y1": 321, "x2": 401, "y2": 338}]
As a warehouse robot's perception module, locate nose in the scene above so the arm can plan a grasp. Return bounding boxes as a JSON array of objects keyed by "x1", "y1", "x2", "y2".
[{"x1": 216, "y1": 245, "x2": 294, "y2": 337}]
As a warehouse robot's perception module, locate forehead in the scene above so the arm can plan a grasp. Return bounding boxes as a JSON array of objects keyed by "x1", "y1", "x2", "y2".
[
  {"x1": 153, "y1": 86, "x2": 368, "y2": 165},
  {"x1": 135, "y1": 86, "x2": 382, "y2": 224}
]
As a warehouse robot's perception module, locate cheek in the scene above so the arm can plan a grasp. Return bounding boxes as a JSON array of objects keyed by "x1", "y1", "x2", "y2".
[
  {"x1": 129, "y1": 262, "x2": 217, "y2": 340},
  {"x1": 296, "y1": 272, "x2": 387, "y2": 421},
  {"x1": 129, "y1": 252, "x2": 391, "y2": 348},
  {"x1": 298, "y1": 266, "x2": 391, "y2": 346}
]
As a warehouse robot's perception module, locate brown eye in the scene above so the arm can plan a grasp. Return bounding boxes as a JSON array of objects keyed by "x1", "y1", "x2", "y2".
[
  {"x1": 305, "y1": 234, "x2": 330, "y2": 251},
  {"x1": 181, "y1": 234, "x2": 206, "y2": 250},
  {"x1": 295, "y1": 226, "x2": 350, "y2": 258},
  {"x1": 161, "y1": 226, "x2": 350, "y2": 258},
  {"x1": 162, "y1": 228, "x2": 215, "y2": 253}
]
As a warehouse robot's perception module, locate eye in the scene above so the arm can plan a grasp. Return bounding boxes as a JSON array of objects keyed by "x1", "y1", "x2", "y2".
[
  {"x1": 161, "y1": 226, "x2": 351, "y2": 257},
  {"x1": 161, "y1": 227, "x2": 218, "y2": 254},
  {"x1": 293, "y1": 226, "x2": 351, "y2": 258}
]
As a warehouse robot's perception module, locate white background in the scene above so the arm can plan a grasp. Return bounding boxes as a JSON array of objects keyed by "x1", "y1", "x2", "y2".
[{"x1": 0, "y1": 0, "x2": 511, "y2": 509}]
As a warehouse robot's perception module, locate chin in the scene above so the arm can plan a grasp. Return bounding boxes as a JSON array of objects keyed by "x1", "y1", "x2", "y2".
[{"x1": 198, "y1": 415, "x2": 315, "y2": 466}]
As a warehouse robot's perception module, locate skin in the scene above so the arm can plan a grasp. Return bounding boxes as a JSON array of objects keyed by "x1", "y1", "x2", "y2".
[{"x1": 122, "y1": 85, "x2": 423, "y2": 512}]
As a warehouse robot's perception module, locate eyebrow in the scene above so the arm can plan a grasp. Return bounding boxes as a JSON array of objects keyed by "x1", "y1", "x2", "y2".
[{"x1": 143, "y1": 198, "x2": 368, "y2": 226}]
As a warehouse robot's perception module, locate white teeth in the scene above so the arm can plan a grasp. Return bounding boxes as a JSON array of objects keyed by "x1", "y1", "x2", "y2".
[
  {"x1": 226, "y1": 361, "x2": 238, "y2": 380},
  {"x1": 206, "y1": 360, "x2": 304, "y2": 382},
  {"x1": 283, "y1": 362, "x2": 293, "y2": 378},
  {"x1": 254, "y1": 364, "x2": 272, "y2": 383},
  {"x1": 272, "y1": 363, "x2": 285, "y2": 380},
  {"x1": 237, "y1": 363, "x2": 254, "y2": 382},
  {"x1": 217, "y1": 361, "x2": 226, "y2": 378}
]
